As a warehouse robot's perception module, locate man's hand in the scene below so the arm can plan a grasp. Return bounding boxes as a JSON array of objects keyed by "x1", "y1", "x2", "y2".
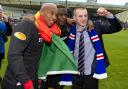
[
  {"x1": 30, "y1": 86, "x2": 34, "y2": 89},
  {"x1": 23, "y1": 80, "x2": 34, "y2": 89},
  {"x1": 67, "y1": 18, "x2": 75, "y2": 26},
  {"x1": 87, "y1": 20, "x2": 94, "y2": 32},
  {"x1": 97, "y1": 7, "x2": 112, "y2": 17}
]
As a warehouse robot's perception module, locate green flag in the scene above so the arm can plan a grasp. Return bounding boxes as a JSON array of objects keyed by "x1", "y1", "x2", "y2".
[{"x1": 38, "y1": 34, "x2": 79, "y2": 79}]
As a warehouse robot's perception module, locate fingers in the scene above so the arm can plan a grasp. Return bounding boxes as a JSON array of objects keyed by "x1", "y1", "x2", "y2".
[{"x1": 67, "y1": 18, "x2": 76, "y2": 25}]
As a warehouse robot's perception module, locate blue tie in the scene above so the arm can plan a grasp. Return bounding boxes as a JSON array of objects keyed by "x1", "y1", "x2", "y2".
[{"x1": 78, "y1": 31, "x2": 85, "y2": 75}]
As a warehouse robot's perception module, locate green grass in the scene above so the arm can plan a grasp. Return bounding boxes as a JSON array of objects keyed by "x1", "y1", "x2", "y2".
[
  {"x1": 99, "y1": 30, "x2": 128, "y2": 89},
  {"x1": 0, "y1": 37, "x2": 10, "y2": 78},
  {"x1": 0, "y1": 36, "x2": 10, "y2": 89},
  {"x1": 1, "y1": 30, "x2": 128, "y2": 89}
]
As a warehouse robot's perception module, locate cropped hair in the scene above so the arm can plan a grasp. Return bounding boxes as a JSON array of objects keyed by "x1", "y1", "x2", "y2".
[{"x1": 73, "y1": 6, "x2": 87, "y2": 16}]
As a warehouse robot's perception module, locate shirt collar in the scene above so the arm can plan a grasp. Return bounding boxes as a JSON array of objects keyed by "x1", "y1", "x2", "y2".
[{"x1": 76, "y1": 24, "x2": 87, "y2": 32}]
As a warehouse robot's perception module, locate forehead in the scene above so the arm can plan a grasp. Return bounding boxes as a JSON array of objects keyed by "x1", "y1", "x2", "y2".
[
  {"x1": 75, "y1": 9, "x2": 88, "y2": 16},
  {"x1": 44, "y1": 6, "x2": 58, "y2": 14},
  {"x1": 58, "y1": 8, "x2": 67, "y2": 14}
]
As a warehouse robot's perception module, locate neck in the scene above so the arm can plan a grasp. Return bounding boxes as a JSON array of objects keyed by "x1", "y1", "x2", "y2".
[{"x1": 77, "y1": 24, "x2": 87, "y2": 32}]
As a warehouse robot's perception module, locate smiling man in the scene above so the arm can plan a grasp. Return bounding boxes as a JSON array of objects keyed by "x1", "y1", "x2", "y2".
[
  {"x1": 67, "y1": 7, "x2": 122, "y2": 89},
  {"x1": 2, "y1": 3, "x2": 59, "y2": 89}
]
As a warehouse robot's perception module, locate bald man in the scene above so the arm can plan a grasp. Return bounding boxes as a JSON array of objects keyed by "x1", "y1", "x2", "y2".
[{"x1": 2, "y1": 3, "x2": 58, "y2": 89}]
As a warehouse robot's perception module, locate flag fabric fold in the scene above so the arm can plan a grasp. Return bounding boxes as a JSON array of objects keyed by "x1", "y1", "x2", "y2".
[{"x1": 38, "y1": 34, "x2": 79, "y2": 80}]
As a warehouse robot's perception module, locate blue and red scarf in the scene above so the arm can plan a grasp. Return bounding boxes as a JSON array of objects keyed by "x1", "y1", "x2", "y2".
[
  {"x1": 67, "y1": 24, "x2": 107, "y2": 79},
  {"x1": 60, "y1": 24, "x2": 107, "y2": 86}
]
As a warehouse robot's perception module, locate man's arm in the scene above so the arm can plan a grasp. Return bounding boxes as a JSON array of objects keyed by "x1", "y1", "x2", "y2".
[
  {"x1": 1, "y1": 12, "x2": 12, "y2": 36},
  {"x1": 0, "y1": 21, "x2": 6, "y2": 36},
  {"x1": 5, "y1": 22, "x2": 12, "y2": 36},
  {"x1": 96, "y1": 7, "x2": 122, "y2": 34},
  {"x1": 7, "y1": 20, "x2": 33, "y2": 84}
]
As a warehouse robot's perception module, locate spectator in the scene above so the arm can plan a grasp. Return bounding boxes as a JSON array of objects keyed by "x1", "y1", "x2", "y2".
[{"x1": 0, "y1": 5, "x2": 12, "y2": 82}]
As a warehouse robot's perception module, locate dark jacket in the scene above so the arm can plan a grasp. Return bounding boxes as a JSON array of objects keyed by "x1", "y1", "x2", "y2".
[
  {"x1": 2, "y1": 20, "x2": 43, "y2": 89},
  {"x1": 91, "y1": 17, "x2": 122, "y2": 72},
  {"x1": 5, "y1": 22, "x2": 12, "y2": 36},
  {"x1": 59, "y1": 24, "x2": 70, "y2": 43}
]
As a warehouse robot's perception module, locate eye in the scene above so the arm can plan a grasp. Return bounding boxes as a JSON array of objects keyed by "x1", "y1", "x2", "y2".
[
  {"x1": 84, "y1": 15, "x2": 88, "y2": 17},
  {"x1": 51, "y1": 12, "x2": 54, "y2": 15},
  {"x1": 78, "y1": 15, "x2": 83, "y2": 18}
]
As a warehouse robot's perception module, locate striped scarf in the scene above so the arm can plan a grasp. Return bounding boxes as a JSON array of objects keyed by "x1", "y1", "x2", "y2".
[{"x1": 67, "y1": 24, "x2": 107, "y2": 79}]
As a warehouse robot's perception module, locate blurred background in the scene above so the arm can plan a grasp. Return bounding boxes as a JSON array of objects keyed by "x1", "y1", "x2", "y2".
[{"x1": 0, "y1": 0, "x2": 128, "y2": 28}]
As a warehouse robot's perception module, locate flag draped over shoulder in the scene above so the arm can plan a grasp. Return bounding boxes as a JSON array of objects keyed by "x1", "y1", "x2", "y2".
[{"x1": 38, "y1": 34, "x2": 79, "y2": 80}]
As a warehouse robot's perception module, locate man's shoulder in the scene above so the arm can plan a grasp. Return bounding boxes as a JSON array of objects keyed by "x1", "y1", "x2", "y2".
[
  {"x1": 13, "y1": 19, "x2": 36, "y2": 35},
  {"x1": 15, "y1": 19, "x2": 36, "y2": 31},
  {"x1": 20, "y1": 19, "x2": 35, "y2": 25}
]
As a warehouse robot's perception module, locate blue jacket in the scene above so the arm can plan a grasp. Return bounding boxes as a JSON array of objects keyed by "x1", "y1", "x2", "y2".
[{"x1": 0, "y1": 21, "x2": 6, "y2": 54}]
